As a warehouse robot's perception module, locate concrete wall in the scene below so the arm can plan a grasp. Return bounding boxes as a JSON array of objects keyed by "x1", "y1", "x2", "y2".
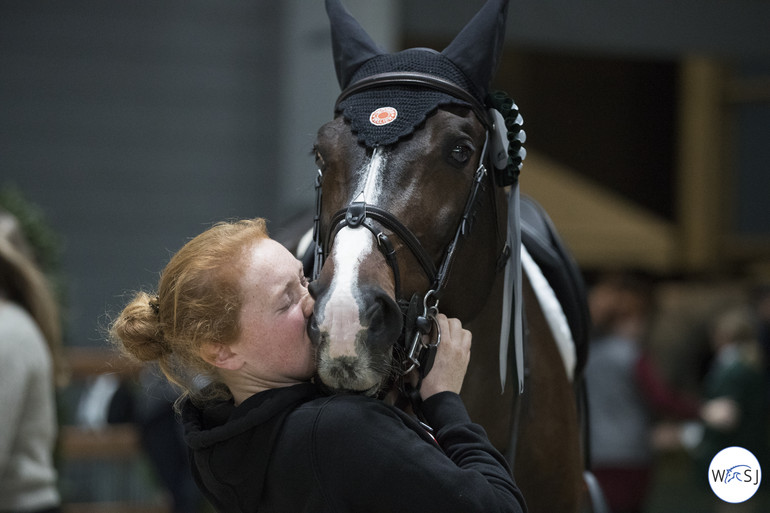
[{"x1": 0, "y1": 0, "x2": 395, "y2": 346}]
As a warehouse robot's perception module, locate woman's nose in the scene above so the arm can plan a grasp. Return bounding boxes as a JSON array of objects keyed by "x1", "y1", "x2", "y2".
[{"x1": 301, "y1": 289, "x2": 315, "y2": 317}]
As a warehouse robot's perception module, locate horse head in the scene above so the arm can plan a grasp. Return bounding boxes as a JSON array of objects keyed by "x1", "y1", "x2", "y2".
[{"x1": 308, "y1": 0, "x2": 521, "y2": 395}]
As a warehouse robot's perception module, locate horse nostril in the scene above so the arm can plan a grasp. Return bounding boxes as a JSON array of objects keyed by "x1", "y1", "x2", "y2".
[
  {"x1": 364, "y1": 289, "x2": 403, "y2": 349},
  {"x1": 307, "y1": 314, "x2": 321, "y2": 345}
]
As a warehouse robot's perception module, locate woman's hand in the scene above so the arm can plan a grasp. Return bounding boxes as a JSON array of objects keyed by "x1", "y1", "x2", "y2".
[{"x1": 419, "y1": 314, "x2": 472, "y2": 400}]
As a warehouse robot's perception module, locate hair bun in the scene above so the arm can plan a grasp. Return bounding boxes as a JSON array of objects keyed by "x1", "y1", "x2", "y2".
[{"x1": 110, "y1": 292, "x2": 170, "y2": 362}]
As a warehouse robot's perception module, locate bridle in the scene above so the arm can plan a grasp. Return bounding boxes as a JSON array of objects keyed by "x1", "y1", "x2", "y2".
[
  {"x1": 311, "y1": 68, "x2": 529, "y2": 418},
  {"x1": 311, "y1": 71, "x2": 502, "y2": 380}
]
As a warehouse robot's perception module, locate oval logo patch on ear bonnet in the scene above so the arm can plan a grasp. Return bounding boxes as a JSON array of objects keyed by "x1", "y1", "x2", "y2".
[{"x1": 369, "y1": 107, "x2": 397, "y2": 126}]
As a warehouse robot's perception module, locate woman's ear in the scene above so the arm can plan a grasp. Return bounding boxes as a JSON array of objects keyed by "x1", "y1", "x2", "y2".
[{"x1": 200, "y1": 342, "x2": 243, "y2": 370}]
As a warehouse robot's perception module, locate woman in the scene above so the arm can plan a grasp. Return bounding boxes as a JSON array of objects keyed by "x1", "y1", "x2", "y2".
[
  {"x1": 0, "y1": 209, "x2": 64, "y2": 513},
  {"x1": 110, "y1": 218, "x2": 526, "y2": 513}
]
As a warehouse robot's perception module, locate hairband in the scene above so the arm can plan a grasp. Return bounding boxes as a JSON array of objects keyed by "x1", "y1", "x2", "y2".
[{"x1": 149, "y1": 295, "x2": 160, "y2": 316}]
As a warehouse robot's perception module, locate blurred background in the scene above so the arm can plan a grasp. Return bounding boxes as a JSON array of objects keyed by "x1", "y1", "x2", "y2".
[{"x1": 1, "y1": 0, "x2": 769, "y2": 511}]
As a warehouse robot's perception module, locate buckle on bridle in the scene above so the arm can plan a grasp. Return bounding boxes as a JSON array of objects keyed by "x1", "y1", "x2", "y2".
[
  {"x1": 345, "y1": 201, "x2": 366, "y2": 227},
  {"x1": 403, "y1": 290, "x2": 441, "y2": 378}
]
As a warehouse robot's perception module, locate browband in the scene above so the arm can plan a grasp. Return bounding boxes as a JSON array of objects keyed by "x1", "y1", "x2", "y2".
[{"x1": 335, "y1": 71, "x2": 492, "y2": 129}]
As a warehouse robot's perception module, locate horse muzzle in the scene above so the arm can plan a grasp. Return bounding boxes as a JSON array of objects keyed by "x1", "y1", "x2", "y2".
[{"x1": 309, "y1": 282, "x2": 403, "y2": 394}]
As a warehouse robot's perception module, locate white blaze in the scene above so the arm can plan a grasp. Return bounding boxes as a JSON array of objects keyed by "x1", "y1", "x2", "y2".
[
  {"x1": 323, "y1": 228, "x2": 372, "y2": 357},
  {"x1": 319, "y1": 148, "x2": 387, "y2": 359},
  {"x1": 363, "y1": 146, "x2": 387, "y2": 200}
]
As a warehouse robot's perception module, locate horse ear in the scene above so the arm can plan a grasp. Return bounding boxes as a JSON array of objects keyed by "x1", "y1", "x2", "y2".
[
  {"x1": 442, "y1": 0, "x2": 510, "y2": 97},
  {"x1": 325, "y1": 0, "x2": 386, "y2": 89}
]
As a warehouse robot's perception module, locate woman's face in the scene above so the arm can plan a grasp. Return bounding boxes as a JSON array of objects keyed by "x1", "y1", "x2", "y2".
[{"x1": 230, "y1": 238, "x2": 316, "y2": 386}]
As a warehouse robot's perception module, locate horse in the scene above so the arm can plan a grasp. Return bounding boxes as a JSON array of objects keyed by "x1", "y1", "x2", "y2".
[{"x1": 305, "y1": 1, "x2": 600, "y2": 511}]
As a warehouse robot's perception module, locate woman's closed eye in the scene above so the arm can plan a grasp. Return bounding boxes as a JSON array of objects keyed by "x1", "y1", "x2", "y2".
[
  {"x1": 278, "y1": 269, "x2": 309, "y2": 312},
  {"x1": 279, "y1": 294, "x2": 295, "y2": 312}
]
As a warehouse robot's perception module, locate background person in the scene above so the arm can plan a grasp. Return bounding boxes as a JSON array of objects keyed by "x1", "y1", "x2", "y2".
[
  {"x1": 0, "y1": 209, "x2": 65, "y2": 513},
  {"x1": 585, "y1": 272, "x2": 700, "y2": 513},
  {"x1": 694, "y1": 307, "x2": 768, "y2": 476}
]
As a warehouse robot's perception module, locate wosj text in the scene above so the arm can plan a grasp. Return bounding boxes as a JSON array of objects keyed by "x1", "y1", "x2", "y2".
[{"x1": 712, "y1": 465, "x2": 761, "y2": 486}]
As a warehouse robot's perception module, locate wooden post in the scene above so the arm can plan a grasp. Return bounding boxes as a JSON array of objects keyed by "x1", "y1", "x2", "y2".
[{"x1": 676, "y1": 56, "x2": 726, "y2": 272}]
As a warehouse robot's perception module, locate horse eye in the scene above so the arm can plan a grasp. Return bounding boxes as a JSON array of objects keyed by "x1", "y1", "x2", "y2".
[{"x1": 450, "y1": 144, "x2": 472, "y2": 164}]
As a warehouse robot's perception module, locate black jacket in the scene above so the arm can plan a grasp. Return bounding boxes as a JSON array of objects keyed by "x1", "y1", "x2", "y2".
[{"x1": 182, "y1": 383, "x2": 526, "y2": 513}]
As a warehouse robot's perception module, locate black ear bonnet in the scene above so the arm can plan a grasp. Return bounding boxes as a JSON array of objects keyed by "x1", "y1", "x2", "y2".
[
  {"x1": 326, "y1": 0, "x2": 524, "y2": 184},
  {"x1": 335, "y1": 49, "x2": 479, "y2": 148}
]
